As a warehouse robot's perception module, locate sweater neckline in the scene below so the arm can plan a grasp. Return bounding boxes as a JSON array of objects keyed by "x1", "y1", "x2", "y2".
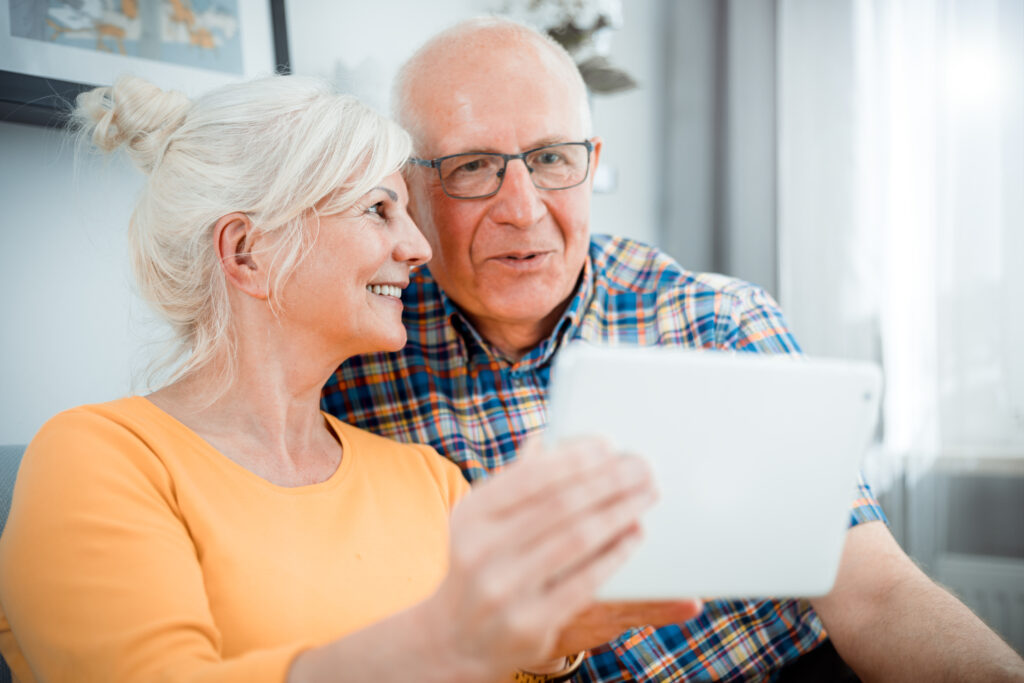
[{"x1": 123, "y1": 395, "x2": 356, "y2": 495}]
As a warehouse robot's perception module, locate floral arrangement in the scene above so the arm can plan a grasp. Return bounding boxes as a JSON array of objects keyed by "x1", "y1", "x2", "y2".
[{"x1": 497, "y1": 0, "x2": 637, "y2": 94}]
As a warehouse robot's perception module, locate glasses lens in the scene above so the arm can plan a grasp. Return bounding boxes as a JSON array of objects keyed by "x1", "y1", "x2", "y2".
[
  {"x1": 438, "y1": 154, "x2": 505, "y2": 198},
  {"x1": 525, "y1": 143, "x2": 591, "y2": 190},
  {"x1": 433, "y1": 143, "x2": 592, "y2": 198}
]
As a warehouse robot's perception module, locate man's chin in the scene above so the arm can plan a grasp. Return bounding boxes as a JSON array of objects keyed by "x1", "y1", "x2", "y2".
[{"x1": 482, "y1": 293, "x2": 575, "y2": 330}]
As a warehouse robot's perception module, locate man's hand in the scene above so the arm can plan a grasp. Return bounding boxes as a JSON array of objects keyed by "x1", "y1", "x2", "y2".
[{"x1": 551, "y1": 599, "x2": 703, "y2": 657}]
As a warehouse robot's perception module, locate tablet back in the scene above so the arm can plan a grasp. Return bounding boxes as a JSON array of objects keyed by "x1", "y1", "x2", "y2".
[{"x1": 545, "y1": 344, "x2": 883, "y2": 599}]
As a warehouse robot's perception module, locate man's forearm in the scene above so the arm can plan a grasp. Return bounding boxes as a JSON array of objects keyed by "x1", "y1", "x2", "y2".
[{"x1": 812, "y1": 522, "x2": 1024, "y2": 682}]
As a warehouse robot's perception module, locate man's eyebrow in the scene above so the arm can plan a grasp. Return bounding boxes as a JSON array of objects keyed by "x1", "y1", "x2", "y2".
[
  {"x1": 528, "y1": 136, "x2": 571, "y2": 149},
  {"x1": 452, "y1": 137, "x2": 574, "y2": 156}
]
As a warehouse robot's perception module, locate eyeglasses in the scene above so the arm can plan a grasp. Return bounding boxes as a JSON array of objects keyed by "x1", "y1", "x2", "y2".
[{"x1": 409, "y1": 140, "x2": 594, "y2": 200}]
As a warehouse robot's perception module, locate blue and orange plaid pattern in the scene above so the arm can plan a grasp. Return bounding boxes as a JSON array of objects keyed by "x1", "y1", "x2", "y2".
[{"x1": 323, "y1": 235, "x2": 887, "y2": 681}]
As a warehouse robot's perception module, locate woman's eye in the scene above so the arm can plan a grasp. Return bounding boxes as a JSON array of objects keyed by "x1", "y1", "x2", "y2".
[{"x1": 368, "y1": 201, "x2": 385, "y2": 217}]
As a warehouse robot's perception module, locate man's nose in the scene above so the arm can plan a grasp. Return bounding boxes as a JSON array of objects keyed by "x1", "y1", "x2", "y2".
[{"x1": 488, "y1": 158, "x2": 546, "y2": 228}]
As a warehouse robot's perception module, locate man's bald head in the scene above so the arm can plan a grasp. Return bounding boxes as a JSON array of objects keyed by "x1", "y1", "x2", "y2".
[{"x1": 392, "y1": 16, "x2": 592, "y2": 152}]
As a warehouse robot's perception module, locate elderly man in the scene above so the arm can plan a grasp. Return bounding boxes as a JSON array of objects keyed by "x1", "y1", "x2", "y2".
[{"x1": 323, "y1": 17, "x2": 1024, "y2": 682}]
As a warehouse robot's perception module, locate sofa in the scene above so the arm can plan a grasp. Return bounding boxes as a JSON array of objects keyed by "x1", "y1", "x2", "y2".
[{"x1": 0, "y1": 444, "x2": 24, "y2": 683}]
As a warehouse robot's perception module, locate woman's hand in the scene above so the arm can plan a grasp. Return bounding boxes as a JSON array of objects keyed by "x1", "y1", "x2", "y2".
[{"x1": 416, "y1": 437, "x2": 658, "y2": 680}]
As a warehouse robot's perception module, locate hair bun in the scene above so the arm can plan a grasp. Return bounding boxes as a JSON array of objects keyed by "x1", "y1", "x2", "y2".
[{"x1": 74, "y1": 76, "x2": 191, "y2": 173}]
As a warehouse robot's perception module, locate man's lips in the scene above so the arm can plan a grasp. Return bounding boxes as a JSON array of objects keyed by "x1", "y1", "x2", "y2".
[
  {"x1": 488, "y1": 249, "x2": 553, "y2": 261},
  {"x1": 484, "y1": 252, "x2": 555, "y2": 272}
]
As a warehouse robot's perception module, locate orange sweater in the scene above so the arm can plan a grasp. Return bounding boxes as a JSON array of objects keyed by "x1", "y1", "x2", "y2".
[{"x1": 0, "y1": 397, "x2": 469, "y2": 682}]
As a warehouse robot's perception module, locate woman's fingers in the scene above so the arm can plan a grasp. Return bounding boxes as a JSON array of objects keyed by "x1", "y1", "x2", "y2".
[
  {"x1": 466, "y1": 459, "x2": 658, "y2": 638},
  {"x1": 517, "y1": 477, "x2": 656, "y2": 594},
  {"x1": 469, "y1": 436, "x2": 620, "y2": 516},
  {"x1": 539, "y1": 523, "x2": 647, "y2": 630},
  {"x1": 483, "y1": 451, "x2": 656, "y2": 560},
  {"x1": 447, "y1": 440, "x2": 653, "y2": 578},
  {"x1": 457, "y1": 441, "x2": 657, "y2": 592},
  {"x1": 432, "y1": 438, "x2": 659, "y2": 673}
]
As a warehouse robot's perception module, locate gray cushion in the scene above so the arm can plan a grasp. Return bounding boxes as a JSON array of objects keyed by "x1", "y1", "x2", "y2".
[
  {"x1": 0, "y1": 445, "x2": 25, "y2": 535},
  {"x1": 0, "y1": 444, "x2": 25, "y2": 683}
]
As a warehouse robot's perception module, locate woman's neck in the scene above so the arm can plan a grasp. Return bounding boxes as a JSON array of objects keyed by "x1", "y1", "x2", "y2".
[{"x1": 147, "y1": 340, "x2": 345, "y2": 487}]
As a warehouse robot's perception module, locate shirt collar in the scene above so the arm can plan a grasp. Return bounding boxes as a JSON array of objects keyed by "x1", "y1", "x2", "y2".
[{"x1": 433, "y1": 251, "x2": 597, "y2": 372}]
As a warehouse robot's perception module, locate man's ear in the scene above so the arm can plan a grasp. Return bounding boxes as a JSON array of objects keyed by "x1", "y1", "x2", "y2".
[
  {"x1": 214, "y1": 212, "x2": 269, "y2": 300},
  {"x1": 588, "y1": 137, "x2": 603, "y2": 189}
]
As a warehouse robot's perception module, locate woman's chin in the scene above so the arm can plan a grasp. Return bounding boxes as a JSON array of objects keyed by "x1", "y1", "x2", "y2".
[{"x1": 366, "y1": 329, "x2": 408, "y2": 355}]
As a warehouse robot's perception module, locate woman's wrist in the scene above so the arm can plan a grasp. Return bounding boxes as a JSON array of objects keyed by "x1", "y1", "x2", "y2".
[
  {"x1": 288, "y1": 600, "x2": 487, "y2": 683},
  {"x1": 520, "y1": 657, "x2": 570, "y2": 674},
  {"x1": 405, "y1": 596, "x2": 494, "y2": 682},
  {"x1": 514, "y1": 651, "x2": 586, "y2": 682}
]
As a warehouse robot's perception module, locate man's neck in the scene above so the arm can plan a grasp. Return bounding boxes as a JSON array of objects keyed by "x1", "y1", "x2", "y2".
[
  {"x1": 448, "y1": 264, "x2": 590, "y2": 364},
  {"x1": 466, "y1": 303, "x2": 568, "y2": 363}
]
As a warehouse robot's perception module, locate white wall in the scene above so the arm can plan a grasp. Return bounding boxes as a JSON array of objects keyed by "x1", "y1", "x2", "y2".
[
  {"x1": 589, "y1": 0, "x2": 660, "y2": 246},
  {"x1": 0, "y1": 0, "x2": 663, "y2": 445},
  {"x1": 0, "y1": 121, "x2": 151, "y2": 444},
  {"x1": 283, "y1": 0, "x2": 482, "y2": 114}
]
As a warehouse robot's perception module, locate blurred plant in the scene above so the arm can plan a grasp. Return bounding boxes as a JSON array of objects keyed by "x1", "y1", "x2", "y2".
[{"x1": 498, "y1": 0, "x2": 637, "y2": 94}]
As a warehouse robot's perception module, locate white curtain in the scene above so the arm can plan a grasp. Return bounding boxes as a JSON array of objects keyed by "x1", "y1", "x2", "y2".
[{"x1": 779, "y1": 0, "x2": 1024, "y2": 554}]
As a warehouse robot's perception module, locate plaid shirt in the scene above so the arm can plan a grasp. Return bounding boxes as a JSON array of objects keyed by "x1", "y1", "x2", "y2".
[{"x1": 323, "y1": 235, "x2": 887, "y2": 681}]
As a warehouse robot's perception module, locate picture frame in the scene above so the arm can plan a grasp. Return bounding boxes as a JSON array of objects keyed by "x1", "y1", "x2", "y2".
[{"x1": 0, "y1": 0, "x2": 291, "y2": 128}]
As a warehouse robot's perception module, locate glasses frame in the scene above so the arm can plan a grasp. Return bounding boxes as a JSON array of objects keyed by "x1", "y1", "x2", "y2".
[{"x1": 409, "y1": 140, "x2": 595, "y2": 200}]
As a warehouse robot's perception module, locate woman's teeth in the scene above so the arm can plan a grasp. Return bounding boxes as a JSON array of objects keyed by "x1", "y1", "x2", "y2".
[{"x1": 367, "y1": 284, "x2": 401, "y2": 298}]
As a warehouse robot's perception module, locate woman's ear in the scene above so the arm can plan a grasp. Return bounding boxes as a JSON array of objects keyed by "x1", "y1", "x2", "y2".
[{"x1": 215, "y1": 212, "x2": 269, "y2": 300}]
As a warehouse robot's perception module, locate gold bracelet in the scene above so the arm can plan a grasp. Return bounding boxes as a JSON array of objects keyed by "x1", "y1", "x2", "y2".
[{"x1": 513, "y1": 651, "x2": 586, "y2": 682}]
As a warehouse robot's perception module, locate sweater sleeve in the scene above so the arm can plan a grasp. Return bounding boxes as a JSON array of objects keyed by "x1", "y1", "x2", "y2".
[
  {"x1": 0, "y1": 408, "x2": 314, "y2": 683},
  {"x1": 411, "y1": 443, "x2": 471, "y2": 511}
]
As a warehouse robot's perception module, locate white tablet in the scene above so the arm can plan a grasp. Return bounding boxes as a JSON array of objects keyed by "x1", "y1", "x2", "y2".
[{"x1": 545, "y1": 343, "x2": 882, "y2": 600}]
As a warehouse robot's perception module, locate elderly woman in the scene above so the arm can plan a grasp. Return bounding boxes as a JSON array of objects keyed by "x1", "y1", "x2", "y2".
[{"x1": 0, "y1": 75, "x2": 660, "y2": 682}]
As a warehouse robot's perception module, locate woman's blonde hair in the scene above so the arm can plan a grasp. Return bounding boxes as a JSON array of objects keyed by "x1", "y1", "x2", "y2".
[{"x1": 73, "y1": 75, "x2": 411, "y2": 394}]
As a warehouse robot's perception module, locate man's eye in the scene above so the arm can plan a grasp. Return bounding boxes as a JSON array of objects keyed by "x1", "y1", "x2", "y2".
[
  {"x1": 445, "y1": 155, "x2": 496, "y2": 178},
  {"x1": 534, "y1": 151, "x2": 565, "y2": 165},
  {"x1": 455, "y1": 159, "x2": 485, "y2": 173}
]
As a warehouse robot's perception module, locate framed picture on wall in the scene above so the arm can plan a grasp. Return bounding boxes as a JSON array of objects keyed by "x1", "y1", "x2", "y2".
[{"x1": 0, "y1": 0, "x2": 290, "y2": 127}]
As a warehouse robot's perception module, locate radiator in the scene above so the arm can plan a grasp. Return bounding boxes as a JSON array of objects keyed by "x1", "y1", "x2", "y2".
[{"x1": 934, "y1": 553, "x2": 1024, "y2": 656}]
